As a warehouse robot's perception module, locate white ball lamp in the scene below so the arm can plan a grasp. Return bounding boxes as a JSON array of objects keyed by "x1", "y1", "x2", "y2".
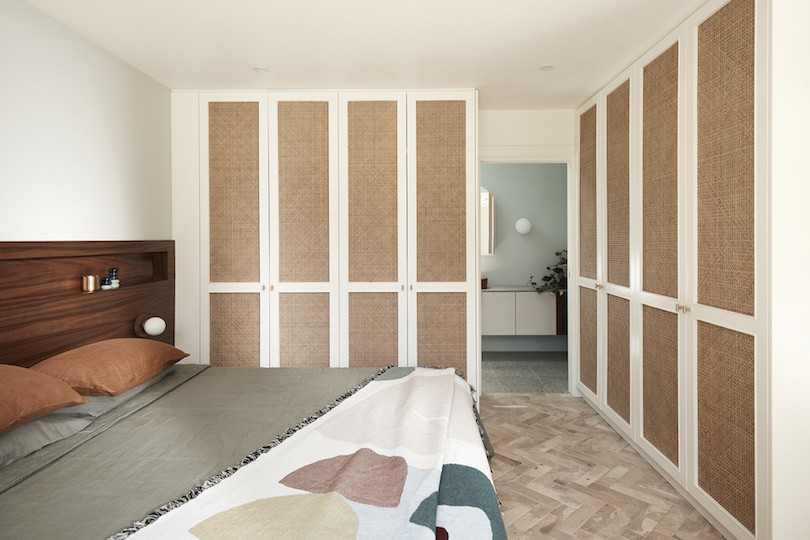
[{"x1": 514, "y1": 218, "x2": 532, "y2": 235}]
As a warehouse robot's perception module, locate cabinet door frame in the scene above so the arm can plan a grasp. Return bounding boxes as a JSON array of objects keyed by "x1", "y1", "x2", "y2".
[
  {"x1": 338, "y1": 91, "x2": 408, "y2": 368},
  {"x1": 199, "y1": 93, "x2": 270, "y2": 367},
  {"x1": 268, "y1": 91, "x2": 340, "y2": 368},
  {"x1": 407, "y1": 91, "x2": 479, "y2": 391}
]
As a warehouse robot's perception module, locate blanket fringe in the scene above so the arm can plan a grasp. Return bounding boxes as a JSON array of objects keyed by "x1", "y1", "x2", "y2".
[{"x1": 108, "y1": 366, "x2": 391, "y2": 540}]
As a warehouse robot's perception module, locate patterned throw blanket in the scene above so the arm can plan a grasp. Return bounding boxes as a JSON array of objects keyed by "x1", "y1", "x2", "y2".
[{"x1": 116, "y1": 367, "x2": 507, "y2": 539}]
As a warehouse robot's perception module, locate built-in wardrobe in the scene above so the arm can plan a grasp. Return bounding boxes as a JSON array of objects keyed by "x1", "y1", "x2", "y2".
[
  {"x1": 572, "y1": 0, "x2": 765, "y2": 538},
  {"x1": 172, "y1": 90, "x2": 478, "y2": 384}
]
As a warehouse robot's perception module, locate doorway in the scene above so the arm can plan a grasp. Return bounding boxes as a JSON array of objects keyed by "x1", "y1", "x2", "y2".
[{"x1": 479, "y1": 162, "x2": 569, "y2": 393}]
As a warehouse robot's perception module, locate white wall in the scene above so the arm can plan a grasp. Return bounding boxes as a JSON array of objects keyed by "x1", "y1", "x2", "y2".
[
  {"x1": 0, "y1": 0, "x2": 171, "y2": 241},
  {"x1": 479, "y1": 109, "x2": 576, "y2": 162},
  {"x1": 770, "y1": 0, "x2": 810, "y2": 537}
]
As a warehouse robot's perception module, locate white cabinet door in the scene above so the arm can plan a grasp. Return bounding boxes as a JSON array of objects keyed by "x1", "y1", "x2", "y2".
[
  {"x1": 481, "y1": 292, "x2": 515, "y2": 335},
  {"x1": 515, "y1": 292, "x2": 556, "y2": 335}
]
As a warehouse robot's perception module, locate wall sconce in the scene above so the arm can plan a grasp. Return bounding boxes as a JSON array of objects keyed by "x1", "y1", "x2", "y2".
[
  {"x1": 515, "y1": 218, "x2": 532, "y2": 235},
  {"x1": 134, "y1": 315, "x2": 166, "y2": 337}
]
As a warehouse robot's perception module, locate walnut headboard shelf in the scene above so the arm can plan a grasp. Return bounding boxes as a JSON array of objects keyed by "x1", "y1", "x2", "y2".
[{"x1": 0, "y1": 241, "x2": 175, "y2": 367}]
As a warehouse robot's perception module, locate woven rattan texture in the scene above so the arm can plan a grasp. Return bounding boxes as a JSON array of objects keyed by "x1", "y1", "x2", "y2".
[
  {"x1": 417, "y1": 292, "x2": 466, "y2": 377},
  {"x1": 415, "y1": 101, "x2": 466, "y2": 283},
  {"x1": 643, "y1": 44, "x2": 680, "y2": 299},
  {"x1": 579, "y1": 106, "x2": 597, "y2": 280},
  {"x1": 208, "y1": 102, "x2": 260, "y2": 283},
  {"x1": 642, "y1": 305, "x2": 679, "y2": 466},
  {"x1": 279, "y1": 293, "x2": 330, "y2": 367},
  {"x1": 607, "y1": 294, "x2": 631, "y2": 423},
  {"x1": 697, "y1": 321, "x2": 755, "y2": 533},
  {"x1": 578, "y1": 287, "x2": 597, "y2": 394},
  {"x1": 606, "y1": 81, "x2": 631, "y2": 288},
  {"x1": 697, "y1": 0, "x2": 755, "y2": 316},
  {"x1": 278, "y1": 101, "x2": 330, "y2": 283},
  {"x1": 209, "y1": 293, "x2": 260, "y2": 367},
  {"x1": 349, "y1": 292, "x2": 398, "y2": 367},
  {"x1": 348, "y1": 101, "x2": 399, "y2": 282}
]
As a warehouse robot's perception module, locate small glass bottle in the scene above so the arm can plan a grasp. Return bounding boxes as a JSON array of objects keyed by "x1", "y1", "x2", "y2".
[{"x1": 108, "y1": 267, "x2": 120, "y2": 289}]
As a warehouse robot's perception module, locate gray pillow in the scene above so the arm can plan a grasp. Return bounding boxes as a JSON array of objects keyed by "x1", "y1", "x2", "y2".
[
  {"x1": 0, "y1": 370, "x2": 170, "y2": 468},
  {"x1": 0, "y1": 414, "x2": 91, "y2": 467}
]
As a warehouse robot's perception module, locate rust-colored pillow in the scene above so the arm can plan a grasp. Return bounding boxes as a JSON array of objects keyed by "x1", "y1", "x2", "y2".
[
  {"x1": 0, "y1": 365, "x2": 89, "y2": 435},
  {"x1": 31, "y1": 338, "x2": 189, "y2": 396}
]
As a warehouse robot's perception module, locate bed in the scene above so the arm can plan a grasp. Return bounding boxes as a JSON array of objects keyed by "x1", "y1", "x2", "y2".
[{"x1": 0, "y1": 241, "x2": 505, "y2": 539}]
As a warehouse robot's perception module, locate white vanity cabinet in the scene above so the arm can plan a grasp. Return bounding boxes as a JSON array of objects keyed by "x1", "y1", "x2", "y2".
[{"x1": 481, "y1": 288, "x2": 556, "y2": 336}]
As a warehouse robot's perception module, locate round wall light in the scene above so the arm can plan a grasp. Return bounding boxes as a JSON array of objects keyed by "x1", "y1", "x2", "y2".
[{"x1": 515, "y1": 218, "x2": 532, "y2": 235}]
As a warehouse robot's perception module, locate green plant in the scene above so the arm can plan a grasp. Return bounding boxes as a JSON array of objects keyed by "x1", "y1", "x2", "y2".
[{"x1": 530, "y1": 249, "x2": 567, "y2": 295}]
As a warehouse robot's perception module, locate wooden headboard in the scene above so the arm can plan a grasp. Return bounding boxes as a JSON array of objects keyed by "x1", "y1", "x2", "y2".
[{"x1": 0, "y1": 241, "x2": 175, "y2": 367}]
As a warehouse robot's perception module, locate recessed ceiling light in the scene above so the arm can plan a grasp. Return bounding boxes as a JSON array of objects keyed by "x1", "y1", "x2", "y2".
[
  {"x1": 539, "y1": 64, "x2": 556, "y2": 72},
  {"x1": 252, "y1": 67, "x2": 270, "y2": 73}
]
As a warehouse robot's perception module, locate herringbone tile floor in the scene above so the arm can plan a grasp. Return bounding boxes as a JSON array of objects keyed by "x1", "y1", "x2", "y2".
[{"x1": 479, "y1": 393, "x2": 725, "y2": 539}]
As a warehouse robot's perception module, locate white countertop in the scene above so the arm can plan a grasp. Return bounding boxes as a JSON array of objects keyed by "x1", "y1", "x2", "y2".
[{"x1": 481, "y1": 285, "x2": 536, "y2": 292}]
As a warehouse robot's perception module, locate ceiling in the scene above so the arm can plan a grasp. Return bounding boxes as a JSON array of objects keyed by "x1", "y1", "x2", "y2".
[{"x1": 25, "y1": 0, "x2": 708, "y2": 110}]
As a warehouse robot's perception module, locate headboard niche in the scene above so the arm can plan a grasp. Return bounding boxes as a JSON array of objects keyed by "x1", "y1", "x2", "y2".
[{"x1": 0, "y1": 241, "x2": 175, "y2": 367}]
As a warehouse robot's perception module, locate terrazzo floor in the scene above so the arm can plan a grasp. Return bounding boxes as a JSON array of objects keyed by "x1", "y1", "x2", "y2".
[{"x1": 481, "y1": 351, "x2": 568, "y2": 393}]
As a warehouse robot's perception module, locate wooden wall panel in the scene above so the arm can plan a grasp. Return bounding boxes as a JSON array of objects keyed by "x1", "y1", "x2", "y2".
[
  {"x1": 210, "y1": 293, "x2": 260, "y2": 367},
  {"x1": 607, "y1": 294, "x2": 630, "y2": 423},
  {"x1": 415, "y1": 101, "x2": 466, "y2": 283},
  {"x1": 579, "y1": 106, "x2": 597, "y2": 280},
  {"x1": 279, "y1": 293, "x2": 330, "y2": 367},
  {"x1": 642, "y1": 44, "x2": 680, "y2": 299},
  {"x1": 642, "y1": 305, "x2": 679, "y2": 466},
  {"x1": 579, "y1": 287, "x2": 597, "y2": 394},
  {"x1": 417, "y1": 292, "x2": 466, "y2": 377},
  {"x1": 278, "y1": 101, "x2": 331, "y2": 283},
  {"x1": 606, "y1": 81, "x2": 630, "y2": 288},
  {"x1": 348, "y1": 101, "x2": 398, "y2": 283},
  {"x1": 208, "y1": 102, "x2": 260, "y2": 283},
  {"x1": 697, "y1": 321, "x2": 755, "y2": 533},
  {"x1": 0, "y1": 241, "x2": 175, "y2": 367},
  {"x1": 349, "y1": 293, "x2": 398, "y2": 367},
  {"x1": 697, "y1": 0, "x2": 755, "y2": 315}
]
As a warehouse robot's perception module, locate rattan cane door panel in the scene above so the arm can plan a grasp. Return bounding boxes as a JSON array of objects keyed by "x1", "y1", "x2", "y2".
[
  {"x1": 607, "y1": 294, "x2": 630, "y2": 423},
  {"x1": 697, "y1": 0, "x2": 755, "y2": 316},
  {"x1": 415, "y1": 101, "x2": 466, "y2": 283},
  {"x1": 279, "y1": 293, "x2": 330, "y2": 367},
  {"x1": 642, "y1": 44, "x2": 679, "y2": 299},
  {"x1": 278, "y1": 101, "x2": 331, "y2": 283},
  {"x1": 208, "y1": 102, "x2": 260, "y2": 283},
  {"x1": 347, "y1": 101, "x2": 399, "y2": 283},
  {"x1": 606, "y1": 81, "x2": 630, "y2": 288},
  {"x1": 417, "y1": 292, "x2": 466, "y2": 377},
  {"x1": 697, "y1": 321, "x2": 755, "y2": 533},
  {"x1": 579, "y1": 106, "x2": 597, "y2": 281},
  {"x1": 579, "y1": 287, "x2": 597, "y2": 394},
  {"x1": 349, "y1": 293, "x2": 398, "y2": 368},
  {"x1": 210, "y1": 293, "x2": 260, "y2": 367},
  {"x1": 642, "y1": 305, "x2": 679, "y2": 466}
]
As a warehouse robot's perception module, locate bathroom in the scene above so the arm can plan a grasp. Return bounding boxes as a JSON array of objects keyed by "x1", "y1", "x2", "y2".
[{"x1": 480, "y1": 162, "x2": 568, "y2": 393}]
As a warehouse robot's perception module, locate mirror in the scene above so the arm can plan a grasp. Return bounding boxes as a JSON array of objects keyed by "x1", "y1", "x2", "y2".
[{"x1": 480, "y1": 187, "x2": 494, "y2": 255}]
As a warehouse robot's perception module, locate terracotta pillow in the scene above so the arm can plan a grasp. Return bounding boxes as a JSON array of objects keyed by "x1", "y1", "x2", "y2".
[
  {"x1": 0, "y1": 365, "x2": 89, "y2": 435},
  {"x1": 31, "y1": 338, "x2": 189, "y2": 396}
]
